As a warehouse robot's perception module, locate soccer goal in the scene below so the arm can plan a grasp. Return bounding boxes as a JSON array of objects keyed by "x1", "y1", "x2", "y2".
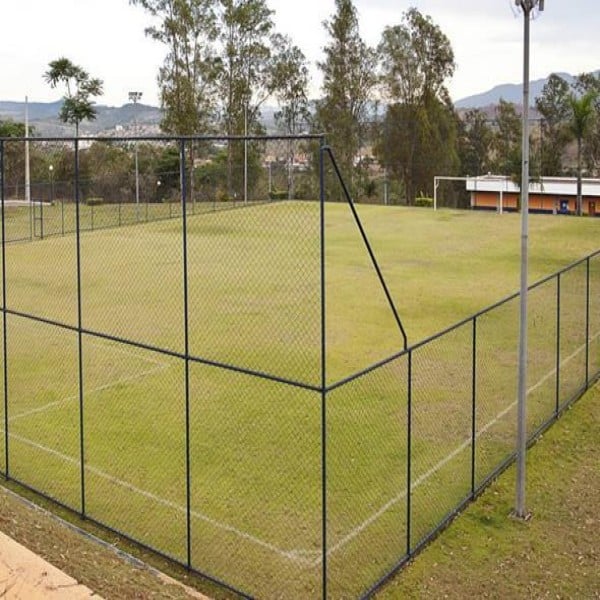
[{"x1": 433, "y1": 176, "x2": 471, "y2": 210}]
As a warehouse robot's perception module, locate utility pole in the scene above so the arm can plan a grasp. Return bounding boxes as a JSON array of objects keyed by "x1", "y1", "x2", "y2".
[
  {"x1": 129, "y1": 91, "x2": 143, "y2": 220},
  {"x1": 514, "y1": 0, "x2": 545, "y2": 520}
]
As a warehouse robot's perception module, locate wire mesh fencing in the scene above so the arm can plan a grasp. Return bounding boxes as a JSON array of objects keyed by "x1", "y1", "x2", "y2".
[{"x1": 0, "y1": 135, "x2": 598, "y2": 599}]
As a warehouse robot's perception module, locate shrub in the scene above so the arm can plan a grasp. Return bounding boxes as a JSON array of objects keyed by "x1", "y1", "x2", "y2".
[
  {"x1": 269, "y1": 189, "x2": 288, "y2": 201},
  {"x1": 415, "y1": 196, "x2": 433, "y2": 208},
  {"x1": 216, "y1": 188, "x2": 235, "y2": 203}
]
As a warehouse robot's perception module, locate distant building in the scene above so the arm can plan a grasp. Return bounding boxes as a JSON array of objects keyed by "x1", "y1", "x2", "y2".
[{"x1": 466, "y1": 175, "x2": 600, "y2": 216}]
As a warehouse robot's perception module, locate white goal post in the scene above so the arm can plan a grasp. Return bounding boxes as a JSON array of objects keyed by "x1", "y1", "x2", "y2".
[
  {"x1": 434, "y1": 175, "x2": 509, "y2": 213},
  {"x1": 433, "y1": 176, "x2": 470, "y2": 211}
]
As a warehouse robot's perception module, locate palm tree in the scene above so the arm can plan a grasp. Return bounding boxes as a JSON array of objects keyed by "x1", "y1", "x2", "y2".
[
  {"x1": 43, "y1": 58, "x2": 103, "y2": 138},
  {"x1": 568, "y1": 91, "x2": 597, "y2": 215}
]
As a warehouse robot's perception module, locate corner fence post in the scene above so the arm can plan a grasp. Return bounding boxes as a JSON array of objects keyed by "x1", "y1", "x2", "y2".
[
  {"x1": 75, "y1": 138, "x2": 86, "y2": 517},
  {"x1": 319, "y1": 138, "x2": 328, "y2": 599},
  {"x1": 180, "y1": 138, "x2": 192, "y2": 569},
  {"x1": 1, "y1": 140, "x2": 9, "y2": 477}
]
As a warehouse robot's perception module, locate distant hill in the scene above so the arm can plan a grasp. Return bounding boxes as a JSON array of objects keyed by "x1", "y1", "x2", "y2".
[
  {"x1": 0, "y1": 100, "x2": 64, "y2": 121},
  {"x1": 0, "y1": 100, "x2": 163, "y2": 136},
  {"x1": 454, "y1": 70, "x2": 599, "y2": 109},
  {"x1": 7, "y1": 69, "x2": 598, "y2": 135},
  {"x1": 0, "y1": 100, "x2": 282, "y2": 136}
]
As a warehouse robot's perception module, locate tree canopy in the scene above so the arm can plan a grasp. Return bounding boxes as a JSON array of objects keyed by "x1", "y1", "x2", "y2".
[{"x1": 43, "y1": 57, "x2": 103, "y2": 137}]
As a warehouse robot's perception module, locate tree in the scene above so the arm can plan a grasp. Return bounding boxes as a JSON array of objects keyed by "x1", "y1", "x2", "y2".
[
  {"x1": 376, "y1": 7, "x2": 456, "y2": 204},
  {"x1": 575, "y1": 72, "x2": 600, "y2": 178},
  {"x1": 272, "y1": 35, "x2": 310, "y2": 136},
  {"x1": 131, "y1": 0, "x2": 221, "y2": 205},
  {"x1": 457, "y1": 109, "x2": 494, "y2": 178},
  {"x1": 568, "y1": 90, "x2": 597, "y2": 215},
  {"x1": 535, "y1": 73, "x2": 571, "y2": 176},
  {"x1": 78, "y1": 142, "x2": 132, "y2": 202},
  {"x1": 216, "y1": 0, "x2": 274, "y2": 133},
  {"x1": 492, "y1": 100, "x2": 522, "y2": 179},
  {"x1": 0, "y1": 121, "x2": 27, "y2": 138},
  {"x1": 215, "y1": 0, "x2": 276, "y2": 196},
  {"x1": 316, "y1": 0, "x2": 377, "y2": 186},
  {"x1": 43, "y1": 58, "x2": 103, "y2": 137},
  {"x1": 271, "y1": 34, "x2": 310, "y2": 198},
  {"x1": 129, "y1": 0, "x2": 219, "y2": 135},
  {"x1": 0, "y1": 120, "x2": 29, "y2": 197}
]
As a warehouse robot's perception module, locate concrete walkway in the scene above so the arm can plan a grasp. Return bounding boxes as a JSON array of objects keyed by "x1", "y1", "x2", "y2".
[{"x1": 0, "y1": 531, "x2": 101, "y2": 599}]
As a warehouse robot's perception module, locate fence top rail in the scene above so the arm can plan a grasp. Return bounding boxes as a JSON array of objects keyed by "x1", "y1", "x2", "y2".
[
  {"x1": 0, "y1": 134, "x2": 326, "y2": 144},
  {"x1": 328, "y1": 247, "x2": 600, "y2": 390},
  {"x1": 407, "y1": 247, "x2": 600, "y2": 349}
]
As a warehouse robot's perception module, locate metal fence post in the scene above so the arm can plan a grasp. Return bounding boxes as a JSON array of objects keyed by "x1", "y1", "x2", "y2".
[
  {"x1": 29, "y1": 187, "x2": 33, "y2": 241},
  {"x1": 39, "y1": 200, "x2": 44, "y2": 240},
  {"x1": 1, "y1": 140, "x2": 9, "y2": 477},
  {"x1": 471, "y1": 317, "x2": 477, "y2": 497},
  {"x1": 75, "y1": 138, "x2": 86, "y2": 517},
  {"x1": 319, "y1": 139, "x2": 328, "y2": 599},
  {"x1": 586, "y1": 258, "x2": 590, "y2": 387},
  {"x1": 406, "y1": 350, "x2": 412, "y2": 556},
  {"x1": 556, "y1": 273, "x2": 561, "y2": 415},
  {"x1": 180, "y1": 138, "x2": 192, "y2": 570}
]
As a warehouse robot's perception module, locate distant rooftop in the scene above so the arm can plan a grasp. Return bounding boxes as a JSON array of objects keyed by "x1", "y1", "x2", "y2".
[{"x1": 466, "y1": 175, "x2": 600, "y2": 197}]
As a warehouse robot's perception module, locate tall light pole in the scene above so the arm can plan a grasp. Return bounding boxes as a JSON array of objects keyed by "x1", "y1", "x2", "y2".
[
  {"x1": 129, "y1": 91, "x2": 143, "y2": 220},
  {"x1": 25, "y1": 96, "x2": 31, "y2": 205},
  {"x1": 25, "y1": 96, "x2": 32, "y2": 239},
  {"x1": 514, "y1": 0, "x2": 544, "y2": 520},
  {"x1": 48, "y1": 164, "x2": 54, "y2": 203}
]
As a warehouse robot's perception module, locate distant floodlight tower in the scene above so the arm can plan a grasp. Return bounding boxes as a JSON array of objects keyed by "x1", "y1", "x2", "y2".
[
  {"x1": 514, "y1": 0, "x2": 545, "y2": 520},
  {"x1": 25, "y1": 96, "x2": 31, "y2": 204},
  {"x1": 128, "y1": 91, "x2": 143, "y2": 219}
]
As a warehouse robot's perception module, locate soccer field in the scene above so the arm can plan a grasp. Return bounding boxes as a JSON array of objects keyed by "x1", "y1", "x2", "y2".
[{"x1": 1, "y1": 201, "x2": 599, "y2": 598}]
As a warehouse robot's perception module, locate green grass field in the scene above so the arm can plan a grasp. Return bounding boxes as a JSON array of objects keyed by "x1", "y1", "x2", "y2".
[{"x1": 0, "y1": 201, "x2": 599, "y2": 598}]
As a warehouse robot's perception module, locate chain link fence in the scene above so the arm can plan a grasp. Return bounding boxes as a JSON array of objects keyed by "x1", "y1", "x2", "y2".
[{"x1": 0, "y1": 135, "x2": 598, "y2": 598}]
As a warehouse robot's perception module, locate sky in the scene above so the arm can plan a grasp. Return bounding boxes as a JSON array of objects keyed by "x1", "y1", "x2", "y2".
[{"x1": 1, "y1": 0, "x2": 599, "y2": 108}]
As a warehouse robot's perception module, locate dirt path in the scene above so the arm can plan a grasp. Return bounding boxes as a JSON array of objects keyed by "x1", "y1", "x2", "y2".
[
  {"x1": 0, "y1": 530, "x2": 100, "y2": 598},
  {"x1": 0, "y1": 487, "x2": 215, "y2": 600}
]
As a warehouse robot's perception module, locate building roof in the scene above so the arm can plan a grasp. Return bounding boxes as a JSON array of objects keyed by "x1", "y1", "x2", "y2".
[{"x1": 465, "y1": 175, "x2": 600, "y2": 197}]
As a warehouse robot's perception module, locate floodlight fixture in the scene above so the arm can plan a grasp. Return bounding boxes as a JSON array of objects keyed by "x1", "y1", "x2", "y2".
[
  {"x1": 128, "y1": 91, "x2": 143, "y2": 103},
  {"x1": 515, "y1": 0, "x2": 544, "y2": 13}
]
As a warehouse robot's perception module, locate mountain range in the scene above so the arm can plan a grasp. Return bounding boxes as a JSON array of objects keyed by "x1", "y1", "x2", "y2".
[
  {"x1": 0, "y1": 100, "x2": 163, "y2": 136},
  {"x1": 453, "y1": 71, "x2": 600, "y2": 109},
  {"x1": 1, "y1": 70, "x2": 598, "y2": 135}
]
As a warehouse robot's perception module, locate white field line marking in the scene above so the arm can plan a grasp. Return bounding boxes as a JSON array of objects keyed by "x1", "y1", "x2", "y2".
[
  {"x1": 5, "y1": 338, "x2": 320, "y2": 564},
  {"x1": 4, "y1": 331, "x2": 598, "y2": 566},
  {"x1": 321, "y1": 329, "x2": 600, "y2": 563},
  {"x1": 8, "y1": 432, "x2": 316, "y2": 566},
  {"x1": 9, "y1": 340, "x2": 170, "y2": 423}
]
